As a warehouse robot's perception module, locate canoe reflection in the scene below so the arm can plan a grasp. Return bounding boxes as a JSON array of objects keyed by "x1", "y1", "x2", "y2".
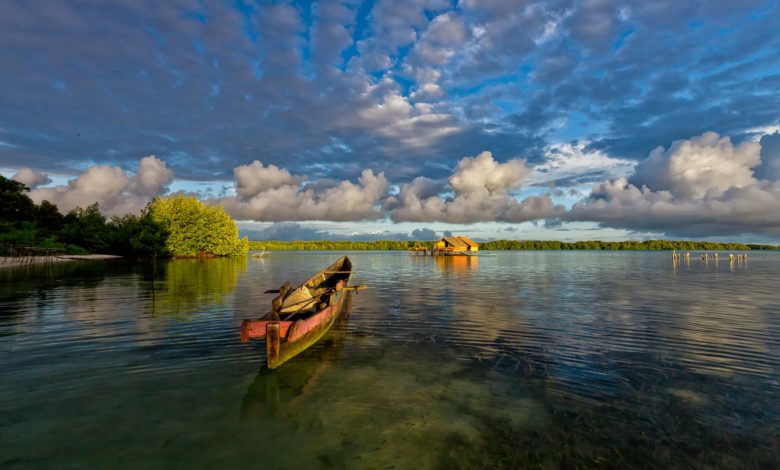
[
  {"x1": 433, "y1": 255, "x2": 478, "y2": 275},
  {"x1": 241, "y1": 294, "x2": 352, "y2": 420}
]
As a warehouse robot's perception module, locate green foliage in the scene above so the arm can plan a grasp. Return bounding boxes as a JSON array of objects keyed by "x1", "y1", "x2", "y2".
[
  {"x1": 248, "y1": 239, "x2": 778, "y2": 251},
  {"x1": 107, "y1": 207, "x2": 169, "y2": 258},
  {"x1": 478, "y1": 239, "x2": 767, "y2": 251},
  {"x1": 150, "y1": 195, "x2": 248, "y2": 257},
  {"x1": 61, "y1": 203, "x2": 110, "y2": 253},
  {"x1": 35, "y1": 200, "x2": 65, "y2": 234},
  {"x1": 248, "y1": 240, "x2": 435, "y2": 251},
  {"x1": 0, "y1": 180, "x2": 234, "y2": 258},
  {"x1": 37, "y1": 237, "x2": 89, "y2": 255},
  {"x1": 0, "y1": 221, "x2": 37, "y2": 246},
  {"x1": 0, "y1": 177, "x2": 166, "y2": 256},
  {"x1": 0, "y1": 175, "x2": 35, "y2": 224},
  {"x1": 746, "y1": 243, "x2": 779, "y2": 250},
  {"x1": 0, "y1": 176, "x2": 37, "y2": 247}
]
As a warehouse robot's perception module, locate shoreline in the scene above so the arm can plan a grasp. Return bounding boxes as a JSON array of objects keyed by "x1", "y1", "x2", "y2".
[{"x1": 0, "y1": 254, "x2": 122, "y2": 269}]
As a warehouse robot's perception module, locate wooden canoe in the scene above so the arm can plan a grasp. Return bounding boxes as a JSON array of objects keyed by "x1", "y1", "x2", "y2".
[
  {"x1": 240, "y1": 256, "x2": 355, "y2": 369},
  {"x1": 241, "y1": 295, "x2": 352, "y2": 419}
]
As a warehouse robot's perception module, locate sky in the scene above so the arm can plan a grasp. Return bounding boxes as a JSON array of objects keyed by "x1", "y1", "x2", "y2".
[{"x1": 2, "y1": 0, "x2": 780, "y2": 242}]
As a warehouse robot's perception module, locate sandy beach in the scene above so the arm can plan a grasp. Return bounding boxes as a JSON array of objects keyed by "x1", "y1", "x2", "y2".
[{"x1": 0, "y1": 254, "x2": 122, "y2": 269}]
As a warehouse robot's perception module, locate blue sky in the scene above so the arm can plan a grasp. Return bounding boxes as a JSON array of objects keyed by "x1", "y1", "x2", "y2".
[{"x1": 2, "y1": 0, "x2": 780, "y2": 242}]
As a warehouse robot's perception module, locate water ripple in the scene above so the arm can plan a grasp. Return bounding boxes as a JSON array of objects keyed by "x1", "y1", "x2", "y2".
[{"x1": 1, "y1": 251, "x2": 779, "y2": 468}]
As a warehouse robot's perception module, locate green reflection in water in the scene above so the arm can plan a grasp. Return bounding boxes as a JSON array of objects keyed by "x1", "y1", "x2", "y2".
[
  {"x1": 2, "y1": 252, "x2": 779, "y2": 468},
  {"x1": 151, "y1": 256, "x2": 248, "y2": 314},
  {"x1": 0, "y1": 261, "x2": 113, "y2": 306}
]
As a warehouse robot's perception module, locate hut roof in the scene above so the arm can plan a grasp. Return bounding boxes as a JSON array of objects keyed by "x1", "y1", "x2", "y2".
[
  {"x1": 442, "y1": 236, "x2": 468, "y2": 248},
  {"x1": 457, "y1": 236, "x2": 478, "y2": 247}
]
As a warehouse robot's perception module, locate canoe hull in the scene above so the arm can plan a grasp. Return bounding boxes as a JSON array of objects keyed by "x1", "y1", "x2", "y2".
[
  {"x1": 241, "y1": 256, "x2": 353, "y2": 369},
  {"x1": 269, "y1": 287, "x2": 350, "y2": 369}
]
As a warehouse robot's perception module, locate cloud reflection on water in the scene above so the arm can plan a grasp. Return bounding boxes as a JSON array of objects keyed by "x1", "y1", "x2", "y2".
[{"x1": 2, "y1": 252, "x2": 779, "y2": 467}]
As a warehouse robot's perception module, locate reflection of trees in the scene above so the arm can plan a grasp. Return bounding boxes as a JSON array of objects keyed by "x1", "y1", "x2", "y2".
[
  {"x1": 0, "y1": 261, "x2": 113, "y2": 313},
  {"x1": 151, "y1": 257, "x2": 248, "y2": 314}
]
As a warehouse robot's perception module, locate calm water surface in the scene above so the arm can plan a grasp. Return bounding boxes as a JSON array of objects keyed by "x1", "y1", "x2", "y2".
[{"x1": 1, "y1": 251, "x2": 779, "y2": 468}]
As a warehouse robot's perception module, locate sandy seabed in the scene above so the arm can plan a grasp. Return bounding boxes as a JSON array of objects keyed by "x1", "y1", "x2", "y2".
[{"x1": 0, "y1": 254, "x2": 122, "y2": 269}]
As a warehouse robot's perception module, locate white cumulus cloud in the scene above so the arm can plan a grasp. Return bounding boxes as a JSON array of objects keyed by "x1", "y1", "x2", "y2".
[
  {"x1": 129, "y1": 155, "x2": 174, "y2": 197},
  {"x1": 629, "y1": 132, "x2": 760, "y2": 200},
  {"x1": 216, "y1": 162, "x2": 389, "y2": 222},
  {"x1": 11, "y1": 168, "x2": 51, "y2": 189},
  {"x1": 28, "y1": 156, "x2": 173, "y2": 216},
  {"x1": 567, "y1": 132, "x2": 780, "y2": 236},
  {"x1": 389, "y1": 150, "x2": 564, "y2": 223},
  {"x1": 233, "y1": 160, "x2": 302, "y2": 199}
]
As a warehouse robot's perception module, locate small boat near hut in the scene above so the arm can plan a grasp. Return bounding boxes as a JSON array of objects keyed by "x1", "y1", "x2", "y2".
[{"x1": 240, "y1": 256, "x2": 364, "y2": 369}]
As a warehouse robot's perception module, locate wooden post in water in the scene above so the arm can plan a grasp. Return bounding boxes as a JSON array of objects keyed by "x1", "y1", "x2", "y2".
[{"x1": 266, "y1": 322, "x2": 281, "y2": 369}]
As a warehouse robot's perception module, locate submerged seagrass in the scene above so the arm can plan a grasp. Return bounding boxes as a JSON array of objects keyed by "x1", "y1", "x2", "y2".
[{"x1": 2, "y1": 251, "x2": 779, "y2": 468}]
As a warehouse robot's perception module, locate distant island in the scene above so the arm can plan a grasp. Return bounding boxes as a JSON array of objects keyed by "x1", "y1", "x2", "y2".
[{"x1": 249, "y1": 240, "x2": 779, "y2": 251}]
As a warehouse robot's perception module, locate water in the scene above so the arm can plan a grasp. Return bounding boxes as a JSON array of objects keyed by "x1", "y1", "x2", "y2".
[{"x1": 1, "y1": 251, "x2": 778, "y2": 468}]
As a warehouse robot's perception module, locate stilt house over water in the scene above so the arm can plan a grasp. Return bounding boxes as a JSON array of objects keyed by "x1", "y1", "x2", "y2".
[{"x1": 434, "y1": 236, "x2": 479, "y2": 255}]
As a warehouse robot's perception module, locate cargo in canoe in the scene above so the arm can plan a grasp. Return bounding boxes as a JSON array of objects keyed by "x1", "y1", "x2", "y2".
[{"x1": 240, "y1": 256, "x2": 360, "y2": 369}]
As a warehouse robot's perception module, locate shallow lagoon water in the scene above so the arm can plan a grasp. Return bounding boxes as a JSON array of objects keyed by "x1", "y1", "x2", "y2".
[{"x1": 1, "y1": 251, "x2": 779, "y2": 468}]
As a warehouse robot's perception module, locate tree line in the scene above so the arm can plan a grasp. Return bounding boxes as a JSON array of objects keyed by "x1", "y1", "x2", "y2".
[
  {"x1": 250, "y1": 239, "x2": 778, "y2": 251},
  {"x1": 0, "y1": 175, "x2": 247, "y2": 258},
  {"x1": 479, "y1": 239, "x2": 776, "y2": 251},
  {"x1": 249, "y1": 240, "x2": 434, "y2": 251},
  {"x1": 4, "y1": 173, "x2": 774, "y2": 256}
]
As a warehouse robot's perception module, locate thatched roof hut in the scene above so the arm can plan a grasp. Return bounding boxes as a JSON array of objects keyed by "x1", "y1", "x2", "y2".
[{"x1": 434, "y1": 236, "x2": 479, "y2": 253}]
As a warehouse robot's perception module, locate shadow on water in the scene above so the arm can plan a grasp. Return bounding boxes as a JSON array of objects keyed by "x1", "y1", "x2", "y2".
[{"x1": 241, "y1": 295, "x2": 353, "y2": 420}]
